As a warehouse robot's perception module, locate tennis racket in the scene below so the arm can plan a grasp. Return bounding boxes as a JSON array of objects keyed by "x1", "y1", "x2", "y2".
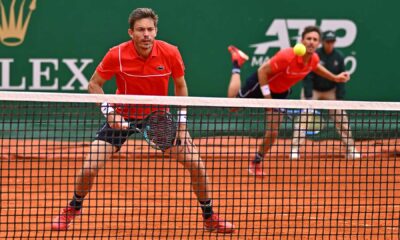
[
  {"x1": 123, "y1": 110, "x2": 178, "y2": 151},
  {"x1": 285, "y1": 108, "x2": 326, "y2": 136}
]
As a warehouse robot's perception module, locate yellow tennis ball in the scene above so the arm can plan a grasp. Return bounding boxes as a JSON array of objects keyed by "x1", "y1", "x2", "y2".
[{"x1": 293, "y1": 43, "x2": 306, "y2": 56}]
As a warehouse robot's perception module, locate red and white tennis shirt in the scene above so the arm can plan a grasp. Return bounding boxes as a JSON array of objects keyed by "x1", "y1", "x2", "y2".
[
  {"x1": 96, "y1": 40, "x2": 185, "y2": 119},
  {"x1": 267, "y1": 48, "x2": 320, "y2": 93}
]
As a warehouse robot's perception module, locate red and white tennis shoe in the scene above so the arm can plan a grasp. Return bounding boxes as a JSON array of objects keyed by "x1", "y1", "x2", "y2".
[
  {"x1": 228, "y1": 45, "x2": 249, "y2": 67},
  {"x1": 248, "y1": 161, "x2": 266, "y2": 177},
  {"x1": 51, "y1": 206, "x2": 81, "y2": 231},
  {"x1": 203, "y1": 213, "x2": 235, "y2": 233}
]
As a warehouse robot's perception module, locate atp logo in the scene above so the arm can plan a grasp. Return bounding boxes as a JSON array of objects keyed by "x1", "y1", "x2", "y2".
[
  {"x1": 250, "y1": 19, "x2": 358, "y2": 74},
  {"x1": 0, "y1": 0, "x2": 37, "y2": 47}
]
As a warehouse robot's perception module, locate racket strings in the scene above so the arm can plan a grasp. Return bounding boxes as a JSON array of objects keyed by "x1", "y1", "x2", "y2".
[{"x1": 146, "y1": 113, "x2": 177, "y2": 150}]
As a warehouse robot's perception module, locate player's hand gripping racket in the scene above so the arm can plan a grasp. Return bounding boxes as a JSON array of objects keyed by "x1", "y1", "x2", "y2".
[
  {"x1": 122, "y1": 110, "x2": 178, "y2": 151},
  {"x1": 285, "y1": 108, "x2": 326, "y2": 136}
]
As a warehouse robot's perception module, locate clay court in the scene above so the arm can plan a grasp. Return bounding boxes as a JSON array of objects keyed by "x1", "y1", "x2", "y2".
[{"x1": 1, "y1": 137, "x2": 399, "y2": 239}]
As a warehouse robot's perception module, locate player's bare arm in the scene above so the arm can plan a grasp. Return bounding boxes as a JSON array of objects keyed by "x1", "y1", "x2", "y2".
[
  {"x1": 173, "y1": 75, "x2": 189, "y2": 97},
  {"x1": 257, "y1": 60, "x2": 273, "y2": 98},
  {"x1": 88, "y1": 72, "x2": 127, "y2": 130},
  {"x1": 173, "y1": 75, "x2": 189, "y2": 127},
  {"x1": 173, "y1": 75, "x2": 192, "y2": 143},
  {"x1": 88, "y1": 72, "x2": 107, "y2": 94},
  {"x1": 314, "y1": 64, "x2": 350, "y2": 83}
]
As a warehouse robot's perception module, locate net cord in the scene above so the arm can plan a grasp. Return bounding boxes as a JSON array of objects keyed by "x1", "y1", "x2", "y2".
[{"x1": 0, "y1": 91, "x2": 399, "y2": 111}]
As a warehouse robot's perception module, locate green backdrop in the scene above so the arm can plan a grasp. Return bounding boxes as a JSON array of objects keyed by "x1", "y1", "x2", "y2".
[{"x1": 1, "y1": 0, "x2": 400, "y2": 101}]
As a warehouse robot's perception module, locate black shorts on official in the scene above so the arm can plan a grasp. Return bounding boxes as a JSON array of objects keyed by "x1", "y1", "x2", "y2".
[
  {"x1": 237, "y1": 72, "x2": 291, "y2": 99},
  {"x1": 94, "y1": 120, "x2": 143, "y2": 150}
]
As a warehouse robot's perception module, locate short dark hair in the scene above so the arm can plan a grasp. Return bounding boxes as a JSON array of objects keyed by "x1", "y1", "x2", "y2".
[
  {"x1": 128, "y1": 8, "x2": 158, "y2": 29},
  {"x1": 301, "y1": 26, "x2": 321, "y2": 39}
]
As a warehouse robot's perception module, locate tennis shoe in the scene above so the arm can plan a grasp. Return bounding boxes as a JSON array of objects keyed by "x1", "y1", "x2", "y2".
[
  {"x1": 228, "y1": 45, "x2": 249, "y2": 67},
  {"x1": 203, "y1": 213, "x2": 235, "y2": 233},
  {"x1": 51, "y1": 206, "x2": 81, "y2": 231},
  {"x1": 248, "y1": 161, "x2": 266, "y2": 177},
  {"x1": 290, "y1": 151, "x2": 299, "y2": 160},
  {"x1": 347, "y1": 148, "x2": 361, "y2": 159}
]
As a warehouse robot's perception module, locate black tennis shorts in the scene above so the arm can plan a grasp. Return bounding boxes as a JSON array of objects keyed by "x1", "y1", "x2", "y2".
[
  {"x1": 95, "y1": 119, "x2": 179, "y2": 151},
  {"x1": 95, "y1": 120, "x2": 143, "y2": 149},
  {"x1": 237, "y1": 72, "x2": 291, "y2": 99}
]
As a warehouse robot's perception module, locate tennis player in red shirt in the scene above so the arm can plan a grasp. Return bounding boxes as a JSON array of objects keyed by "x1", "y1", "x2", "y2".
[
  {"x1": 52, "y1": 8, "x2": 234, "y2": 233},
  {"x1": 226, "y1": 26, "x2": 350, "y2": 177}
]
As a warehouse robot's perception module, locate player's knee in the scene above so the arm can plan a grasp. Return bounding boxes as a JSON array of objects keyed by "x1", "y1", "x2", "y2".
[
  {"x1": 176, "y1": 152, "x2": 192, "y2": 164},
  {"x1": 179, "y1": 157, "x2": 204, "y2": 170},
  {"x1": 82, "y1": 158, "x2": 106, "y2": 176},
  {"x1": 265, "y1": 129, "x2": 279, "y2": 138},
  {"x1": 175, "y1": 149, "x2": 198, "y2": 162},
  {"x1": 82, "y1": 165, "x2": 100, "y2": 178},
  {"x1": 176, "y1": 143, "x2": 196, "y2": 154}
]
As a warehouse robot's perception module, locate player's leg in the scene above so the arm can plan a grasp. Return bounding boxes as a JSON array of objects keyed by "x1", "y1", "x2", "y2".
[
  {"x1": 168, "y1": 136, "x2": 235, "y2": 233},
  {"x1": 322, "y1": 89, "x2": 361, "y2": 159},
  {"x1": 227, "y1": 71, "x2": 242, "y2": 98},
  {"x1": 51, "y1": 140, "x2": 116, "y2": 231},
  {"x1": 234, "y1": 72, "x2": 265, "y2": 176},
  {"x1": 227, "y1": 45, "x2": 249, "y2": 98},
  {"x1": 291, "y1": 115, "x2": 308, "y2": 160},
  {"x1": 249, "y1": 89, "x2": 290, "y2": 176},
  {"x1": 329, "y1": 109, "x2": 361, "y2": 159},
  {"x1": 250, "y1": 108, "x2": 283, "y2": 176},
  {"x1": 227, "y1": 65, "x2": 267, "y2": 176},
  {"x1": 52, "y1": 123, "x2": 131, "y2": 231},
  {"x1": 290, "y1": 89, "x2": 320, "y2": 159},
  {"x1": 260, "y1": 110, "x2": 282, "y2": 157},
  {"x1": 170, "y1": 140, "x2": 210, "y2": 201},
  {"x1": 329, "y1": 108, "x2": 360, "y2": 159},
  {"x1": 73, "y1": 140, "x2": 116, "y2": 199}
]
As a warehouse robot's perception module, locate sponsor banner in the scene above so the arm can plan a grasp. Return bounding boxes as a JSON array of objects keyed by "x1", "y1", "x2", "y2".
[
  {"x1": 249, "y1": 19, "x2": 358, "y2": 75},
  {"x1": 0, "y1": 0, "x2": 398, "y2": 101}
]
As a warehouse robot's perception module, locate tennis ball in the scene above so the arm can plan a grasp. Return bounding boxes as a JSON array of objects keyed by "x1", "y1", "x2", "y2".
[{"x1": 293, "y1": 43, "x2": 306, "y2": 56}]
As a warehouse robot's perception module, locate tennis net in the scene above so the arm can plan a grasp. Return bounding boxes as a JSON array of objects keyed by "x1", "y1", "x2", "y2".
[{"x1": 1, "y1": 91, "x2": 399, "y2": 239}]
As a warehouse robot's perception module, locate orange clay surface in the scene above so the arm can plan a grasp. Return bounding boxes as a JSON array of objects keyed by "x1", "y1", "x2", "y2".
[{"x1": 1, "y1": 137, "x2": 399, "y2": 239}]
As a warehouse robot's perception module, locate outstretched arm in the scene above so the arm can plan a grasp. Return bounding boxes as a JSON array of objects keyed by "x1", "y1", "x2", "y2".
[
  {"x1": 335, "y1": 54, "x2": 347, "y2": 99},
  {"x1": 314, "y1": 64, "x2": 350, "y2": 83},
  {"x1": 257, "y1": 60, "x2": 273, "y2": 98}
]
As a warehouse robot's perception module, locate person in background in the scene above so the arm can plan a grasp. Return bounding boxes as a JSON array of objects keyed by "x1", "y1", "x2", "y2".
[
  {"x1": 225, "y1": 26, "x2": 350, "y2": 177},
  {"x1": 290, "y1": 30, "x2": 361, "y2": 160}
]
